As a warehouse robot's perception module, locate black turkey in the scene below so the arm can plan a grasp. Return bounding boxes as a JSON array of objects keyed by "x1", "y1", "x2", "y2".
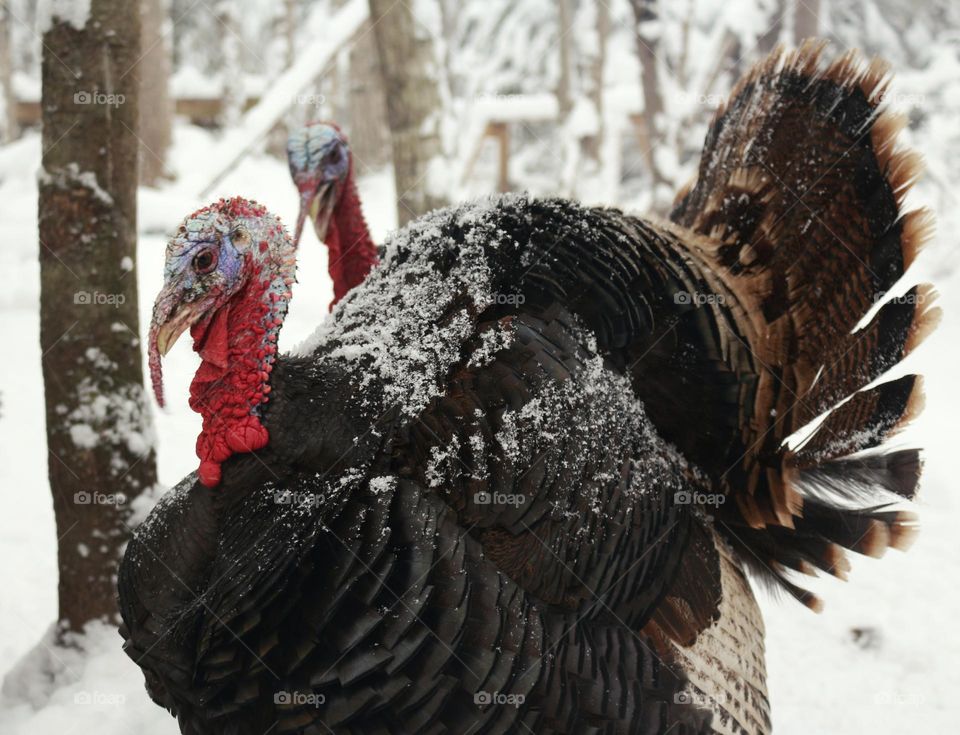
[{"x1": 119, "y1": 43, "x2": 938, "y2": 735}]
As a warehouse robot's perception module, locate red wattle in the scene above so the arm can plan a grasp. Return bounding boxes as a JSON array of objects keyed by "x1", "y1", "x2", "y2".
[
  {"x1": 327, "y1": 165, "x2": 378, "y2": 308},
  {"x1": 194, "y1": 304, "x2": 231, "y2": 368},
  {"x1": 188, "y1": 267, "x2": 281, "y2": 488},
  {"x1": 198, "y1": 460, "x2": 221, "y2": 488},
  {"x1": 226, "y1": 416, "x2": 270, "y2": 453}
]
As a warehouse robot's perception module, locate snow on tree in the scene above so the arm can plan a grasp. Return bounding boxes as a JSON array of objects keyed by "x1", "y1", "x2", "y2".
[{"x1": 37, "y1": 0, "x2": 157, "y2": 634}]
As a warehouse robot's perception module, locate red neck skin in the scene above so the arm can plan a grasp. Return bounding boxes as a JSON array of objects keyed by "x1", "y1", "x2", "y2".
[
  {"x1": 324, "y1": 168, "x2": 378, "y2": 307},
  {"x1": 188, "y1": 255, "x2": 291, "y2": 487}
]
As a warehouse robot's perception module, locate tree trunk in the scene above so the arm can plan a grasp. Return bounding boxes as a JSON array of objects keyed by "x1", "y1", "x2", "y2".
[
  {"x1": 0, "y1": 3, "x2": 17, "y2": 143},
  {"x1": 39, "y1": 0, "x2": 157, "y2": 634},
  {"x1": 436, "y1": 0, "x2": 458, "y2": 89},
  {"x1": 368, "y1": 0, "x2": 448, "y2": 225},
  {"x1": 794, "y1": 0, "x2": 820, "y2": 42},
  {"x1": 758, "y1": 0, "x2": 785, "y2": 52},
  {"x1": 582, "y1": 0, "x2": 609, "y2": 164},
  {"x1": 556, "y1": 0, "x2": 573, "y2": 118},
  {"x1": 139, "y1": 0, "x2": 172, "y2": 184},
  {"x1": 216, "y1": 0, "x2": 244, "y2": 127},
  {"x1": 284, "y1": 0, "x2": 296, "y2": 69},
  {"x1": 347, "y1": 19, "x2": 390, "y2": 168},
  {"x1": 629, "y1": 0, "x2": 668, "y2": 188}
]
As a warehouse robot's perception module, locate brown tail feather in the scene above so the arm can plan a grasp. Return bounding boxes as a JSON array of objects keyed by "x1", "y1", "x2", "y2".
[{"x1": 667, "y1": 41, "x2": 936, "y2": 605}]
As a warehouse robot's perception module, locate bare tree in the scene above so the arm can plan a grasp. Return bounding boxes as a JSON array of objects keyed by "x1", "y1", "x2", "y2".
[
  {"x1": 216, "y1": 0, "x2": 244, "y2": 127},
  {"x1": 139, "y1": 0, "x2": 172, "y2": 184},
  {"x1": 794, "y1": 0, "x2": 820, "y2": 42},
  {"x1": 347, "y1": 20, "x2": 391, "y2": 168},
  {"x1": 556, "y1": 0, "x2": 573, "y2": 117},
  {"x1": 283, "y1": 0, "x2": 297, "y2": 69},
  {"x1": 582, "y1": 0, "x2": 609, "y2": 164},
  {"x1": 0, "y1": 3, "x2": 17, "y2": 142},
  {"x1": 758, "y1": 0, "x2": 786, "y2": 52},
  {"x1": 368, "y1": 0, "x2": 448, "y2": 225},
  {"x1": 39, "y1": 0, "x2": 157, "y2": 633},
  {"x1": 629, "y1": 0, "x2": 669, "y2": 189}
]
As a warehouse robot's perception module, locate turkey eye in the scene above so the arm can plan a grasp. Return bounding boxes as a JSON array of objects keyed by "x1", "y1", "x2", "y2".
[
  {"x1": 193, "y1": 249, "x2": 217, "y2": 274},
  {"x1": 327, "y1": 146, "x2": 342, "y2": 165}
]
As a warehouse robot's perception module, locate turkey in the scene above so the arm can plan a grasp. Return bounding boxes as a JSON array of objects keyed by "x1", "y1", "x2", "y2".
[
  {"x1": 121, "y1": 43, "x2": 938, "y2": 735},
  {"x1": 286, "y1": 121, "x2": 378, "y2": 307}
]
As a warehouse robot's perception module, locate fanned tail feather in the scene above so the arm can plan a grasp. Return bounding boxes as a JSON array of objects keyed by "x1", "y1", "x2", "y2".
[{"x1": 669, "y1": 41, "x2": 939, "y2": 609}]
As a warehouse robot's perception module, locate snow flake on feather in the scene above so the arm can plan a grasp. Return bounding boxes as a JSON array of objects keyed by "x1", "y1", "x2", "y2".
[
  {"x1": 467, "y1": 432, "x2": 488, "y2": 481},
  {"x1": 490, "y1": 350, "x2": 692, "y2": 516},
  {"x1": 426, "y1": 435, "x2": 462, "y2": 488},
  {"x1": 295, "y1": 195, "x2": 526, "y2": 418},
  {"x1": 468, "y1": 320, "x2": 515, "y2": 368},
  {"x1": 368, "y1": 475, "x2": 397, "y2": 495}
]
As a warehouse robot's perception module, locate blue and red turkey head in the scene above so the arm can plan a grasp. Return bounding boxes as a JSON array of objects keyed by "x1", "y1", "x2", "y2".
[
  {"x1": 286, "y1": 121, "x2": 378, "y2": 307},
  {"x1": 148, "y1": 197, "x2": 296, "y2": 487}
]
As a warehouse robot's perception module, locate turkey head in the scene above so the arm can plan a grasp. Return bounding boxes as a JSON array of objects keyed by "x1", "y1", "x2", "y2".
[
  {"x1": 148, "y1": 197, "x2": 297, "y2": 487},
  {"x1": 286, "y1": 121, "x2": 378, "y2": 306}
]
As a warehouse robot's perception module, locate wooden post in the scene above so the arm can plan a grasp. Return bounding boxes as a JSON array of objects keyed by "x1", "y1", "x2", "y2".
[{"x1": 492, "y1": 122, "x2": 510, "y2": 192}]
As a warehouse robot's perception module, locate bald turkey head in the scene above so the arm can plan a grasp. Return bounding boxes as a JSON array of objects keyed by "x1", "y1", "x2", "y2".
[
  {"x1": 286, "y1": 121, "x2": 378, "y2": 306},
  {"x1": 148, "y1": 197, "x2": 296, "y2": 488},
  {"x1": 287, "y1": 121, "x2": 350, "y2": 248}
]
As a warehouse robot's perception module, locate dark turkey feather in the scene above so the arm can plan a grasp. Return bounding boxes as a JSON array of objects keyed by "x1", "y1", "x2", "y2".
[
  {"x1": 120, "y1": 43, "x2": 935, "y2": 735},
  {"x1": 667, "y1": 41, "x2": 936, "y2": 605}
]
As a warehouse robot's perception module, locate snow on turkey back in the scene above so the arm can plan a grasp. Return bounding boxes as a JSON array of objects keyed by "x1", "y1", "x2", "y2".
[{"x1": 294, "y1": 192, "x2": 695, "y2": 518}]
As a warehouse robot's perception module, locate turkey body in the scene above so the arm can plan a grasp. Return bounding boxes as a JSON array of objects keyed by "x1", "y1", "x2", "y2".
[
  {"x1": 121, "y1": 43, "x2": 935, "y2": 735},
  {"x1": 121, "y1": 197, "x2": 739, "y2": 735}
]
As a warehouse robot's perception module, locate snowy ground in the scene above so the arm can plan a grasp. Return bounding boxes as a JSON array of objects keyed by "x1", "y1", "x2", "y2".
[{"x1": 0, "y1": 117, "x2": 958, "y2": 734}]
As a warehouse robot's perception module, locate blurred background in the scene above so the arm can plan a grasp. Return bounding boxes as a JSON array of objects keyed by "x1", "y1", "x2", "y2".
[{"x1": 1, "y1": 0, "x2": 959, "y2": 733}]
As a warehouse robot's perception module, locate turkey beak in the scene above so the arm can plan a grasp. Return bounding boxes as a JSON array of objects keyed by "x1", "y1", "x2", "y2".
[
  {"x1": 294, "y1": 181, "x2": 336, "y2": 248},
  {"x1": 152, "y1": 303, "x2": 196, "y2": 357},
  {"x1": 147, "y1": 283, "x2": 205, "y2": 407}
]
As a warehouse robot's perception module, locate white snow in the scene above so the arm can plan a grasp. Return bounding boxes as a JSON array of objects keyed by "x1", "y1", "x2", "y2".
[
  {"x1": 0, "y1": 121, "x2": 398, "y2": 734},
  {"x1": 190, "y1": 0, "x2": 369, "y2": 199},
  {"x1": 38, "y1": 163, "x2": 114, "y2": 207},
  {"x1": 368, "y1": 475, "x2": 396, "y2": 495},
  {"x1": 296, "y1": 197, "x2": 519, "y2": 418},
  {"x1": 2, "y1": 5, "x2": 960, "y2": 732},
  {"x1": 37, "y1": 0, "x2": 91, "y2": 33}
]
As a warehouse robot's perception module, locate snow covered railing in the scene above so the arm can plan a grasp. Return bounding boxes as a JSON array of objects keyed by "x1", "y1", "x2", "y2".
[{"x1": 453, "y1": 93, "x2": 560, "y2": 191}]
